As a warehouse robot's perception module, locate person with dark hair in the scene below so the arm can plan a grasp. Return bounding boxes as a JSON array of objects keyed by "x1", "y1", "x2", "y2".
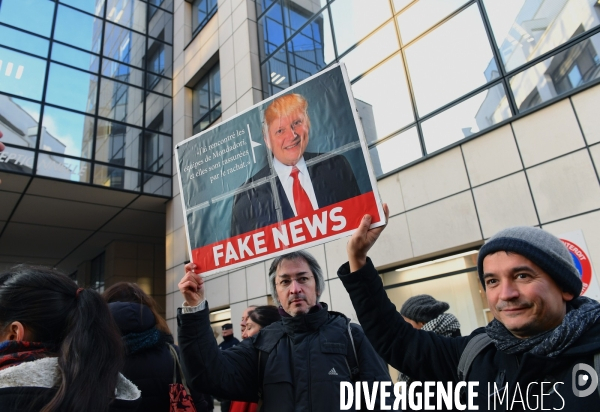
[
  {"x1": 241, "y1": 306, "x2": 280, "y2": 340},
  {"x1": 0, "y1": 265, "x2": 141, "y2": 411},
  {"x1": 103, "y1": 282, "x2": 208, "y2": 412},
  {"x1": 178, "y1": 249, "x2": 392, "y2": 411},
  {"x1": 230, "y1": 306, "x2": 281, "y2": 412}
]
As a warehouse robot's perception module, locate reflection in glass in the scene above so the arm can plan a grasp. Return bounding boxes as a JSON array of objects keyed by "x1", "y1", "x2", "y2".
[
  {"x1": 422, "y1": 83, "x2": 511, "y2": 154},
  {"x1": 483, "y1": 0, "x2": 600, "y2": 72},
  {"x1": 149, "y1": 6, "x2": 174, "y2": 44},
  {"x1": 41, "y1": 106, "x2": 95, "y2": 159},
  {"x1": 0, "y1": 0, "x2": 54, "y2": 37},
  {"x1": 262, "y1": 49, "x2": 290, "y2": 96},
  {"x1": 369, "y1": 127, "x2": 422, "y2": 177},
  {"x1": 52, "y1": 43, "x2": 99, "y2": 73},
  {"x1": 55, "y1": 5, "x2": 102, "y2": 53},
  {"x1": 397, "y1": 0, "x2": 468, "y2": 45},
  {"x1": 0, "y1": 47, "x2": 47, "y2": 101},
  {"x1": 282, "y1": 0, "x2": 328, "y2": 39},
  {"x1": 59, "y1": 0, "x2": 105, "y2": 16},
  {"x1": 511, "y1": 32, "x2": 600, "y2": 112},
  {"x1": 104, "y1": 23, "x2": 146, "y2": 68},
  {"x1": 106, "y1": 0, "x2": 146, "y2": 34},
  {"x1": 331, "y1": 0, "x2": 392, "y2": 55},
  {"x1": 46, "y1": 63, "x2": 98, "y2": 114},
  {"x1": 96, "y1": 119, "x2": 141, "y2": 169},
  {"x1": 144, "y1": 131, "x2": 171, "y2": 174},
  {"x1": 150, "y1": 0, "x2": 173, "y2": 12},
  {"x1": 0, "y1": 25, "x2": 49, "y2": 57},
  {"x1": 193, "y1": 64, "x2": 221, "y2": 134},
  {"x1": 351, "y1": 55, "x2": 413, "y2": 144},
  {"x1": 257, "y1": 0, "x2": 277, "y2": 17},
  {"x1": 146, "y1": 93, "x2": 173, "y2": 134},
  {"x1": 37, "y1": 153, "x2": 91, "y2": 183},
  {"x1": 0, "y1": 146, "x2": 35, "y2": 174},
  {"x1": 0, "y1": 95, "x2": 41, "y2": 148},
  {"x1": 259, "y1": 3, "x2": 285, "y2": 59},
  {"x1": 143, "y1": 173, "x2": 171, "y2": 196},
  {"x1": 192, "y1": 0, "x2": 218, "y2": 34},
  {"x1": 99, "y1": 78, "x2": 143, "y2": 127},
  {"x1": 286, "y1": 10, "x2": 335, "y2": 84},
  {"x1": 404, "y1": 4, "x2": 497, "y2": 116},
  {"x1": 94, "y1": 164, "x2": 141, "y2": 191},
  {"x1": 102, "y1": 58, "x2": 145, "y2": 88},
  {"x1": 341, "y1": 21, "x2": 398, "y2": 80},
  {"x1": 147, "y1": 38, "x2": 173, "y2": 78}
]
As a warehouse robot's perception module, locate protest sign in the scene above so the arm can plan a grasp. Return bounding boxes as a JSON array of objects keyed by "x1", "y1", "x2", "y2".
[{"x1": 175, "y1": 63, "x2": 385, "y2": 276}]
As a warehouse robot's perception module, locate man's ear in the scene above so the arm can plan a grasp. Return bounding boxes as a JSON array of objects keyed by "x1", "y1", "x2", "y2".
[
  {"x1": 1, "y1": 321, "x2": 26, "y2": 341},
  {"x1": 562, "y1": 290, "x2": 575, "y2": 302}
]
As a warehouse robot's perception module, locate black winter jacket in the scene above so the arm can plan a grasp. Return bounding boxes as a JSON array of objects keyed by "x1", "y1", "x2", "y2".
[
  {"x1": 109, "y1": 302, "x2": 208, "y2": 412},
  {"x1": 338, "y1": 259, "x2": 600, "y2": 411},
  {"x1": 178, "y1": 302, "x2": 392, "y2": 412}
]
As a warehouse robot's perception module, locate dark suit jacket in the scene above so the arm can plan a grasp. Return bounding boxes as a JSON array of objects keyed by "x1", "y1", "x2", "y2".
[{"x1": 230, "y1": 152, "x2": 361, "y2": 237}]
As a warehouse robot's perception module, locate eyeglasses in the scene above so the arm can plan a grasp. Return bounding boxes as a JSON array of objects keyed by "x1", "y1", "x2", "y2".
[{"x1": 276, "y1": 275, "x2": 314, "y2": 289}]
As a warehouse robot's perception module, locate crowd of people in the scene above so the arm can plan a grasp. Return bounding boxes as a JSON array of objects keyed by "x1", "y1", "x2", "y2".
[{"x1": 2, "y1": 125, "x2": 600, "y2": 411}]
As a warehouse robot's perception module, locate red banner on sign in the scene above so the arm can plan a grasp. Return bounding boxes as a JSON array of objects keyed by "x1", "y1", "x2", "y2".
[{"x1": 192, "y1": 191, "x2": 379, "y2": 272}]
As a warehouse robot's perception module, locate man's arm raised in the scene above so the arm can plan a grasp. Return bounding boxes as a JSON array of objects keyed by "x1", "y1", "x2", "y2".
[
  {"x1": 179, "y1": 262, "x2": 204, "y2": 307},
  {"x1": 347, "y1": 203, "x2": 389, "y2": 272},
  {"x1": 338, "y1": 203, "x2": 465, "y2": 383}
]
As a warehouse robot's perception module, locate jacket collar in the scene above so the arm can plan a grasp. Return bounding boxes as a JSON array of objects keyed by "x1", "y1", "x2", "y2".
[
  {"x1": 0, "y1": 357, "x2": 141, "y2": 401},
  {"x1": 280, "y1": 302, "x2": 329, "y2": 335},
  {"x1": 253, "y1": 303, "x2": 331, "y2": 352}
]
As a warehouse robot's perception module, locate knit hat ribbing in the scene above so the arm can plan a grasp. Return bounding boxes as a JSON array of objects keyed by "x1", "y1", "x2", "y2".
[
  {"x1": 477, "y1": 226, "x2": 582, "y2": 297},
  {"x1": 400, "y1": 294, "x2": 450, "y2": 324}
]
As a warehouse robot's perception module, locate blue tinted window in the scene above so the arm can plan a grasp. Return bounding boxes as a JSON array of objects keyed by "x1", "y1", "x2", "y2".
[
  {"x1": 46, "y1": 63, "x2": 98, "y2": 114},
  {"x1": 55, "y1": 5, "x2": 101, "y2": 52},
  {"x1": 0, "y1": 25, "x2": 49, "y2": 57},
  {"x1": 0, "y1": 0, "x2": 54, "y2": 37},
  {"x1": 0, "y1": 47, "x2": 47, "y2": 100}
]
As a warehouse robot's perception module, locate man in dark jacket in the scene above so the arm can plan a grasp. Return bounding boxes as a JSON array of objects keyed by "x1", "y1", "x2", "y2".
[
  {"x1": 218, "y1": 323, "x2": 240, "y2": 350},
  {"x1": 178, "y1": 250, "x2": 392, "y2": 412},
  {"x1": 339, "y1": 205, "x2": 600, "y2": 410}
]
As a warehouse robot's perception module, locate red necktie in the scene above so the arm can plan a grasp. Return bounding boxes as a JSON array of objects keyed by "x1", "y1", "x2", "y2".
[{"x1": 290, "y1": 166, "x2": 314, "y2": 216}]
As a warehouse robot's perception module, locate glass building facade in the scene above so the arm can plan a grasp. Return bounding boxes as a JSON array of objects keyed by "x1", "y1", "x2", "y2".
[
  {"x1": 256, "y1": 0, "x2": 600, "y2": 177},
  {"x1": 0, "y1": 0, "x2": 174, "y2": 197}
]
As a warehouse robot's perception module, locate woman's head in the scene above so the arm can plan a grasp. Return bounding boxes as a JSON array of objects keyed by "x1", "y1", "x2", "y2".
[
  {"x1": 242, "y1": 305, "x2": 280, "y2": 339},
  {"x1": 0, "y1": 265, "x2": 124, "y2": 412},
  {"x1": 103, "y1": 282, "x2": 170, "y2": 335}
]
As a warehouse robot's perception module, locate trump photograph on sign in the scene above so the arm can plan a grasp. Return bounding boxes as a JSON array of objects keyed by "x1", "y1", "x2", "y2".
[
  {"x1": 230, "y1": 92, "x2": 362, "y2": 237},
  {"x1": 176, "y1": 64, "x2": 385, "y2": 276}
]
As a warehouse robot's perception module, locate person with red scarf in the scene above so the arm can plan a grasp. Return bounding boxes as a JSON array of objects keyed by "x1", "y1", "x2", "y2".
[{"x1": 0, "y1": 265, "x2": 141, "y2": 411}]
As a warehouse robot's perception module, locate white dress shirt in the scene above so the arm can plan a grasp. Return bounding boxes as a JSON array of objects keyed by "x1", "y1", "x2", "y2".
[{"x1": 272, "y1": 157, "x2": 319, "y2": 215}]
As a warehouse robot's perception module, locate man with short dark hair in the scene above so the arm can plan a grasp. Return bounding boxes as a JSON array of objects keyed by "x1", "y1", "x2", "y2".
[
  {"x1": 177, "y1": 250, "x2": 391, "y2": 411},
  {"x1": 340, "y1": 208, "x2": 600, "y2": 409}
]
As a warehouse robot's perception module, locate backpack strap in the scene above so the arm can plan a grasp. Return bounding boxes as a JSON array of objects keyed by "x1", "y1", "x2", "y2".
[
  {"x1": 346, "y1": 320, "x2": 360, "y2": 382},
  {"x1": 457, "y1": 334, "x2": 493, "y2": 381},
  {"x1": 595, "y1": 352, "x2": 600, "y2": 398}
]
